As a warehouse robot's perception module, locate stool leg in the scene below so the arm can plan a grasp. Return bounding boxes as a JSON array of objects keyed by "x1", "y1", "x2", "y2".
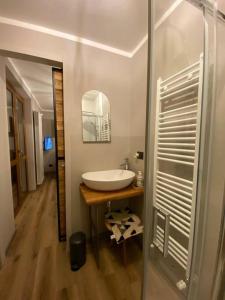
[
  {"x1": 122, "y1": 241, "x2": 127, "y2": 266},
  {"x1": 89, "y1": 206, "x2": 92, "y2": 243},
  {"x1": 96, "y1": 205, "x2": 100, "y2": 268}
]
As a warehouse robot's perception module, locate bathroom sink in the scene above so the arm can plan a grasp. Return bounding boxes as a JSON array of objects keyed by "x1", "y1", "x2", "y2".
[{"x1": 82, "y1": 169, "x2": 135, "y2": 191}]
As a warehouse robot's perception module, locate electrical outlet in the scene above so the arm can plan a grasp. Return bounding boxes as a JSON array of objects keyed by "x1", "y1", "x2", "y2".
[{"x1": 137, "y1": 151, "x2": 144, "y2": 160}]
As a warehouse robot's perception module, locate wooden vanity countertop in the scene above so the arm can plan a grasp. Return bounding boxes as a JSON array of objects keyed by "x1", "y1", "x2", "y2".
[{"x1": 80, "y1": 183, "x2": 144, "y2": 205}]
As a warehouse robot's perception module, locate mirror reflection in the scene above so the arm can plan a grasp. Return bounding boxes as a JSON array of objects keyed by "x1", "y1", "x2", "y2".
[{"x1": 82, "y1": 90, "x2": 111, "y2": 143}]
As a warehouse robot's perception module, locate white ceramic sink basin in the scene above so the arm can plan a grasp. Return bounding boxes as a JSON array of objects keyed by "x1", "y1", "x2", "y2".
[{"x1": 82, "y1": 169, "x2": 135, "y2": 191}]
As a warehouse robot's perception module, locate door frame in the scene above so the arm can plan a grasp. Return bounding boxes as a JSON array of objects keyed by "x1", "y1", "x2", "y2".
[
  {"x1": 52, "y1": 68, "x2": 67, "y2": 241},
  {"x1": 1, "y1": 49, "x2": 69, "y2": 241}
]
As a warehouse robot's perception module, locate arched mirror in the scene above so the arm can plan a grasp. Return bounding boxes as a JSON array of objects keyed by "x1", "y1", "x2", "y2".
[{"x1": 82, "y1": 90, "x2": 111, "y2": 143}]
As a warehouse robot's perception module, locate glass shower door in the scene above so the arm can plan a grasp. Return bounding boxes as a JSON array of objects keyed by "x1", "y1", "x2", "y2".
[{"x1": 142, "y1": 1, "x2": 218, "y2": 299}]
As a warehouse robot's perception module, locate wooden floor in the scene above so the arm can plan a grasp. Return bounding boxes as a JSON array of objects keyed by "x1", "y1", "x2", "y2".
[{"x1": 0, "y1": 176, "x2": 180, "y2": 300}]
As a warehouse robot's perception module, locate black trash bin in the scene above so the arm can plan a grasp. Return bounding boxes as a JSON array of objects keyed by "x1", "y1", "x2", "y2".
[{"x1": 69, "y1": 232, "x2": 86, "y2": 271}]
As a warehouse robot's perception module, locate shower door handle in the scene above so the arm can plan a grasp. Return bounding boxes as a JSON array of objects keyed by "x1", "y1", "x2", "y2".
[{"x1": 153, "y1": 206, "x2": 170, "y2": 257}]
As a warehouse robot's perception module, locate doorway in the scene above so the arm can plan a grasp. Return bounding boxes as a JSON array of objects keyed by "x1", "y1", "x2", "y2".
[{"x1": 4, "y1": 54, "x2": 66, "y2": 241}]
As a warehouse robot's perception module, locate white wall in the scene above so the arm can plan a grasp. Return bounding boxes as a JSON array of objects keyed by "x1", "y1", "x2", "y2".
[
  {"x1": 70, "y1": 46, "x2": 131, "y2": 234},
  {"x1": 129, "y1": 43, "x2": 148, "y2": 174},
  {"x1": 127, "y1": 43, "x2": 148, "y2": 220},
  {"x1": 0, "y1": 57, "x2": 15, "y2": 266}
]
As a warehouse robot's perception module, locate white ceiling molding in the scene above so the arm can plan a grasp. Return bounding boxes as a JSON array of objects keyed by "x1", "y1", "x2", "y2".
[
  {"x1": 0, "y1": 16, "x2": 132, "y2": 58},
  {"x1": 7, "y1": 57, "x2": 43, "y2": 110},
  {"x1": 155, "y1": 0, "x2": 184, "y2": 30},
  {"x1": 131, "y1": 0, "x2": 184, "y2": 57},
  {"x1": 130, "y1": 34, "x2": 148, "y2": 57},
  {"x1": 0, "y1": 0, "x2": 183, "y2": 59}
]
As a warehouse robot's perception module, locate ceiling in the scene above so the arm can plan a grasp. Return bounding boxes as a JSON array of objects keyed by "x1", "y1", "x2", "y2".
[
  {"x1": 4, "y1": 1, "x2": 180, "y2": 112},
  {"x1": 3, "y1": 2, "x2": 186, "y2": 111},
  {"x1": 0, "y1": 0, "x2": 181, "y2": 53},
  {"x1": 11, "y1": 58, "x2": 53, "y2": 110},
  {"x1": 0, "y1": 0, "x2": 148, "y2": 52}
]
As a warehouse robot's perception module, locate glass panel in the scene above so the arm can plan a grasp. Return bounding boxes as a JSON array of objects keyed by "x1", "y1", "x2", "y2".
[
  {"x1": 212, "y1": 6, "x2": 225, "y2": 299},
  {"x1": 143, "y1": 1, "x2": 207, "y2": 299},
  {"x1": 7, "y1": 90, "x2": 16, "y2": 161},
  {"x1": 187, "y1": 3, "x2": 218, "y2": 298},
  {"x1": 191, "y1": 3, "x2": 225, "y2": 299}
]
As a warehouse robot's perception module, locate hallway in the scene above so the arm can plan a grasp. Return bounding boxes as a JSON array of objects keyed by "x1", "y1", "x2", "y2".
[{"x1": 0, "y1": 177, "x2": 143, "y2": 300}]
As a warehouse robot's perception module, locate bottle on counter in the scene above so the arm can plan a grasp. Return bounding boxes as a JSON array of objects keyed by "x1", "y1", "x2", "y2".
[{"x1": 136, "y1": 171, "x2": 144, "y2": 187}]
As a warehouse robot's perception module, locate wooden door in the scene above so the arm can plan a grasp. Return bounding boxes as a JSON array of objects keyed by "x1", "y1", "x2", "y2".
[
  {"x1": 52, "y1": 68, "x2": 66, "y2": 241},
  {"x1": 15, "y1": 97, "x2": 27, "y2": 201},
  {"x1": 6, "y1": 85, "x2": 27, "y2": 215}
]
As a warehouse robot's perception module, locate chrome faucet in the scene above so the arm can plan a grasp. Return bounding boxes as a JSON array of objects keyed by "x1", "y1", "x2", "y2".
[{"x1": 120, "y1": 158, "x2": 129, "y2": 170}]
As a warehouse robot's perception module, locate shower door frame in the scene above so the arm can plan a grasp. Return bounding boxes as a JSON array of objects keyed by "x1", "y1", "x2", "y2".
[{"x1": 142, "y1": 0, "x2": 225, "y2": 299}]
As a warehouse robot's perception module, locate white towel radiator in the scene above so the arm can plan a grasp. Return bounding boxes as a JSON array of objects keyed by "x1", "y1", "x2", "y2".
[{"x1": 153, "y1": 54, "x2": 204, "y2": 281}]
